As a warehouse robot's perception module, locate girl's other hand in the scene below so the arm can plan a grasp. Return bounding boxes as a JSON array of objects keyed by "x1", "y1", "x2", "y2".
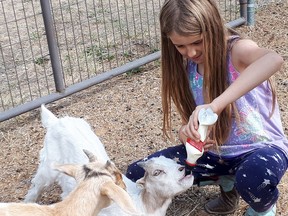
[{"x1": 203, "y1": 136, "x2": 216, "y2": 151}]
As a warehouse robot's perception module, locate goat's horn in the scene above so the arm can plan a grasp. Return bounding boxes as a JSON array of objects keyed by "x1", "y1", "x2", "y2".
[{"x1": 83, "y1": 149, "x2": 97, "y2": 162}]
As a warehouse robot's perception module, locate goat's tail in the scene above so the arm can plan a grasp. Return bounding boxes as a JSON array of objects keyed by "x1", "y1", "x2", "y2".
[{"x1": 41, "y1": 104, "x2": 58, "y2": 128}]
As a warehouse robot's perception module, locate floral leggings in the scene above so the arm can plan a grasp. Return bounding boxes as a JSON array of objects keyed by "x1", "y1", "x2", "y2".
[{"x1": 126, "y1": 145, "x2": 287, "y2": 212}]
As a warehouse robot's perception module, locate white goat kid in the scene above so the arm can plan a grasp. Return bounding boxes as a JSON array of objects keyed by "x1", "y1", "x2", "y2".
[
  {"x1": 24, "y1": 105, "x2": 109, "y2": 202},
  {"x1": 0, "y1": 150, "x2": 140, "y2": 216},
  {"x1": 100, "y1": 156, "x2": 194, "y2": 216},
  {"x1": 25, "y1": 105, "x2": 194, "y2": 216}
]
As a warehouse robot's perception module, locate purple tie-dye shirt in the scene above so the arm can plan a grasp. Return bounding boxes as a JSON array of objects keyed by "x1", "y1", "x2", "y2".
[{"x1": 187, "y1": 37, "x2": 288, "y2": 159}]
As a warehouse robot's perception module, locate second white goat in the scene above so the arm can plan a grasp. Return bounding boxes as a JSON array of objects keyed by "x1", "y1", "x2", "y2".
[{"x1": 24, "y1": 105, "x2": 109, "y2": 202}]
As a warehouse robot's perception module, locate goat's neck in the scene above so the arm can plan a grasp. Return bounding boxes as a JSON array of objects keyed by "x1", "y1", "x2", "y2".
[
  {"x1": 124, "y1": 175, "x2": 172, "y2": 216},
  {"x1": 54, "y1": 181, "x2": 105, "y2": 216},
  {"x1": 140, "y1": 188, "x2": 172, "y2": 216}
]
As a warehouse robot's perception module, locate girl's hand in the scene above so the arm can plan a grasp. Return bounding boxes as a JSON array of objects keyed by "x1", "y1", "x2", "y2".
[{"x1": 181, "y1": 104, "x2": 218, "y2": 142}]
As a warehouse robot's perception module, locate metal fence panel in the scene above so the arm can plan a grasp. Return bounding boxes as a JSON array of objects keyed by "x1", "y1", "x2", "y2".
[
  {"x1": 0, "y1": 0, "x2": 52, "y2": 109},
  {"x1": 50, "y1": 0, "x2": 162, "y2": 85},
  {"x1": 1, "y1": 0, "x2": 243, "y2": 121}
]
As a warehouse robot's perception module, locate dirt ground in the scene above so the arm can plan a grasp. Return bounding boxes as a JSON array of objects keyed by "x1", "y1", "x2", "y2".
[{"x1": 0, "y1": 2, "x2": 288, "y2": 216}]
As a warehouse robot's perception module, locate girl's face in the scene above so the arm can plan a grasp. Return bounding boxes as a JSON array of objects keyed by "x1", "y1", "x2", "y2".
[{"x1": 169, "y1": 32, "x2": 204, "y2": 64}]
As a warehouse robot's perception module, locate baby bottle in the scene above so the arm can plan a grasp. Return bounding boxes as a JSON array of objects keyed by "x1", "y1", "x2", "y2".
[{"x1": 185, "y1": 107, "x2": 218, "y2": 166}]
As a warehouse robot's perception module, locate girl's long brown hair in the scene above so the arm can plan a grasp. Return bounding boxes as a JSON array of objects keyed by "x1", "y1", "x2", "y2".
[{"x1": 160, "y1": 0, "x2": 238, "y2": 144}]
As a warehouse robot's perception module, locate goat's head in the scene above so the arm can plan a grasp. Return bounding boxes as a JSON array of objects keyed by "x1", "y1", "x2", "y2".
[
  {"x1": 136, "y1": 156, "x2": 194, "y2": 197},
  {"x1": 53, "y1": 149, "x2": 125, "y2": 189},
  {"x1": 53, "y1": 149, "x2": 141, "y2": 215}
]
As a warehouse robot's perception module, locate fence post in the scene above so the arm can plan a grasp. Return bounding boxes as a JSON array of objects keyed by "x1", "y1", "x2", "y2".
[
  {"x1": 239, "y1": 0, "x2": 248, "y2": 24},
  {"x1": 40, "y1": 0, "x2": 65, "y2": 92},
  {"x1": 247, "y1": 0, "x2": 255, "y2": 26}
]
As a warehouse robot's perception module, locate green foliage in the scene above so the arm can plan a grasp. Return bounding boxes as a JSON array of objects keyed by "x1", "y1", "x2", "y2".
[{"x1": 34, "y1": 57, "x2": 48, "y2": 65}]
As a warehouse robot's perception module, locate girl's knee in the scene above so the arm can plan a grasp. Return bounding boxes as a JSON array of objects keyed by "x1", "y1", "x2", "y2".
[
  {"x1": 234, "y1": 149, "x2": 284, "y2": 212},
  {"x1": 126, "y1": 161, "x2": 145, "y2": 182},
  {"x1": 236, "y1": 148, "x2": 286, "y2": 187}
]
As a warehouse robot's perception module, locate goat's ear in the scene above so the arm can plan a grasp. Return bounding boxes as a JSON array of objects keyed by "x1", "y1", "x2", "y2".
[
  {"x1": 115, "y1": 172, "x2": 126, "y2": 190},
  {"x1": 53, "y1": 164, "x2": 79, "y2": 178},
  {"x1": 105, "y1": 161, "x2": 126, "y2": 190},
  {"x1": 136, "y1": 161, "x2": 147, "y2": 170},
  {"x1": 101, "y1": 181, "x2": 142, "y2": 216}
]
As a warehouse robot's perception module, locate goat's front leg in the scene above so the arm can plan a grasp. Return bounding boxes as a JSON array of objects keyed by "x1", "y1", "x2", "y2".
[{"x1": 24, "y1": 162, "x2": 57, "y2": 203}]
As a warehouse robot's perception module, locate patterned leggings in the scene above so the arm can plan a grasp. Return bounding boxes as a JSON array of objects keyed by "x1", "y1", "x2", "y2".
[{"x1": 126, "y1": 145, "x2": 287, "y2": 212}]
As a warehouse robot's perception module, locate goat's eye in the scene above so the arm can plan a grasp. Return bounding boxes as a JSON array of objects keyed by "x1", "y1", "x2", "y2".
[
  {"x1": 153, "y1": 169, "x2": 162, "y2": 176},
  {"x1": 178, "y1": 167, "x2": 185, "y2": 172}
]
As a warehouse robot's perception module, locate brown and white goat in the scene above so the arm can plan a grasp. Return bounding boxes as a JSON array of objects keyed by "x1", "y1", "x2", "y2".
[{"x1": 0, "y1": 150, "x2": 140, "y2": 216}]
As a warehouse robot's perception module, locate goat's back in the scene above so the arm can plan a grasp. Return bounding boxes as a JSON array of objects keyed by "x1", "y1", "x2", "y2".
[
  {"x1": 41, "y1": 105, "x2": 109, "y2": 164},
  {"x1": 23, "y1": 105, "x2": 110, "y2": 202},
  {"x1": 0, "y1": 203, "x2": 54, "y2": 216}
]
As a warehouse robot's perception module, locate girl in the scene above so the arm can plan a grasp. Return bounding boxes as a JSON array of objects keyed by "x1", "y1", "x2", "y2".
[{"x1": 126, "y1": 0, "x2": 287, "y2": 215}]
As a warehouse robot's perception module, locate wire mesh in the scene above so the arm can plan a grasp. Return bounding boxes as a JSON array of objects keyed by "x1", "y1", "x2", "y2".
[
  {"x1": 1, "y1": 0, "x2": 242, "y2": 116},
  {"x1": 49, "y1": 0, "x2": 163, "y2": 87},
  {"x1": 0, "y1": 0, "x2": 53, "y2": 111}
]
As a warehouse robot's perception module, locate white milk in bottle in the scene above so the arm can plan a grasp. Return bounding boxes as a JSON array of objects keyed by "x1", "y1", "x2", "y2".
[{"x1": 185, "y1": 108, "x2": 218, "y2": 166}]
